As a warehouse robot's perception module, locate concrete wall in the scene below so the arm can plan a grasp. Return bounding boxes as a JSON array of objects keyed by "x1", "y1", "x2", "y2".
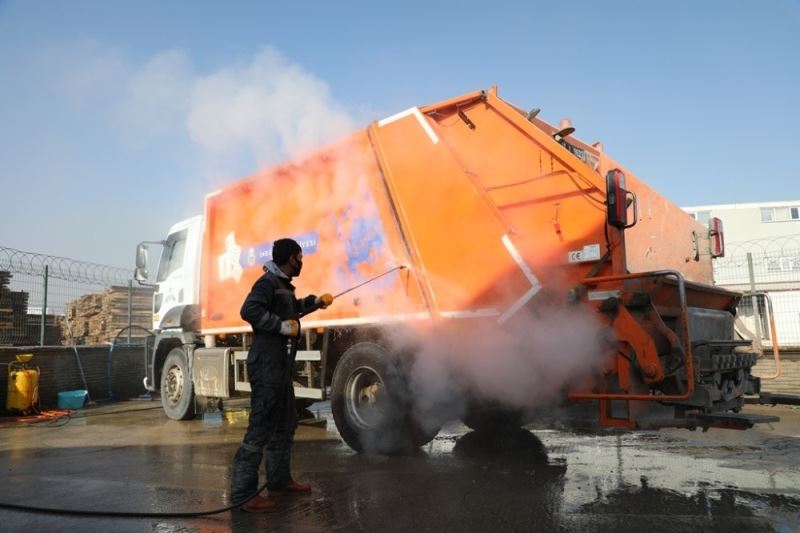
[
  {"x1": 2, "y1": 345, "x2": 794, "y2": 412},
  {"x1": 1, "y1": 345, "x2": 147, "y2": 410}
]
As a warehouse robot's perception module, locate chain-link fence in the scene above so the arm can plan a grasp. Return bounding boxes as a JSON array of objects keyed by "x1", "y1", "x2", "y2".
[
  {"x1": 713, "y1": 235, "x2": 800, "y2": 350},
  {"x1": 0, "y1": 246, "x2": 154, "y2": 347}
]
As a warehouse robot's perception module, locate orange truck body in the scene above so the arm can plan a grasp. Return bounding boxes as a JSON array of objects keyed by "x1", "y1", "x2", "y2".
[
  {"x1": 200, "y1": 86, "x2": 713, "y2": 335},
  {"x1": 163, "y1": 84, "x2": 778, "y2": 436}
]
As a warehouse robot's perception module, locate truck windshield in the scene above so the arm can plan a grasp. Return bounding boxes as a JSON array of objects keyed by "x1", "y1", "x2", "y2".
[{"x1": 157, "y1": 229, "x2": 188, "y2": 282}]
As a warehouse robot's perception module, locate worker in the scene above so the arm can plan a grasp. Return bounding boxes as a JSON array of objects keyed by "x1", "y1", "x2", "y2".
[{"x1": 230, "y1": 238, "x2": 333, "y2": 513}]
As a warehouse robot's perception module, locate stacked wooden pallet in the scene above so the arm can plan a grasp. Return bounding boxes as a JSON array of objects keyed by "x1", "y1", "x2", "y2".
[
  {"x1": 26, "y1": 313, "x2": 63, "y2": 345},
  {"x1": 0, "y1": 270, "x2": 30, "y2": 345},
  {"x1": 61, "y1": 285, "x2": 154, "y2": 345}
]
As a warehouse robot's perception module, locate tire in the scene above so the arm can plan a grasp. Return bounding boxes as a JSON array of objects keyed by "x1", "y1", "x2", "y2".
[
  {"x1": 161, "y1": 347, "x2": 195, "y2": 420},
  {"x1": 331, "y1": 342, "x2": 439, "y2": 454},
  {"x1": 453, "y1": 427, "x2": 548, "y2": 465},
  {"x1": 462, "y1": 402, "x2": 523, "y2": 433}
]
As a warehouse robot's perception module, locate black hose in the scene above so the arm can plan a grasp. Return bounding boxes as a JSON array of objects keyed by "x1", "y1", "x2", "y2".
[
  {"x1": 0, "y1": 480, "x2": 270, "y2": 517},
  {"x1": 108, "y1": 325, "x2": 155, "y2": 401},
  {"x1": 0, "y1": 400, "x2": 270, "y2": 515},
  {"x1": 111, "y1": 324, "x2": 155, "y2": 344},
  {"x1": 2, "y1": 303, "x2": 321, "y2": 517},
  {"x1": 1, "y1": 323, "x2": 271, "y2": 516}
]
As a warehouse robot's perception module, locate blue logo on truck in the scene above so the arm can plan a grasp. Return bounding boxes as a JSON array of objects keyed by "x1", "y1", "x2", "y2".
[
  {"x1": 344, "y1": 216, "x2": 385, "y2": 273},
  {"x1": 333, "y1": 204, "x2": 396, "y2": 289},
  {"x1": 242, "y1": 231, "x2": 319, "y2": 268}
]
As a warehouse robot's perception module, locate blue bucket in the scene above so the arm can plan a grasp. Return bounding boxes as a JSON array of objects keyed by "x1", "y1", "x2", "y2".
[{"x1": 58, "y1": 390, "x2": 88, "y2": 409}]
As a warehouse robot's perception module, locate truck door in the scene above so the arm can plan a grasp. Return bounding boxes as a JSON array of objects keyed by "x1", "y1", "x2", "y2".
[
  {"x1": 153, "y1": 220, "x2": 201, "y2": 328},
  {"x1": 153, "y1": 229, "x2": 190, "y2": 329}
]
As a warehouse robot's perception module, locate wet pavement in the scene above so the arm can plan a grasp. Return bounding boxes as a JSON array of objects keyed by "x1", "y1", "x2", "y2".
[{"x1": 1, "y1": 400, "x2": 799, "y2": 532}]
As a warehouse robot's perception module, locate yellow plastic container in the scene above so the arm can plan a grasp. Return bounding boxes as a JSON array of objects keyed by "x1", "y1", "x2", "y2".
[{"x1": 6, "y1": 354, "x2": 39, "y2": 414}]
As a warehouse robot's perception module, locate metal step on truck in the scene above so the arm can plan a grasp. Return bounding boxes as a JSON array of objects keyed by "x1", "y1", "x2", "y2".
[{"x1": 134, "y1": 86, "x2": 789, "y2": 454}]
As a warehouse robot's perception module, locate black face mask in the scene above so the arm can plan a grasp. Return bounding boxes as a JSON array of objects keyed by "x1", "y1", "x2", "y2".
[{"x1": 290, "y1": 256, "x2": 303, "y2": 277}]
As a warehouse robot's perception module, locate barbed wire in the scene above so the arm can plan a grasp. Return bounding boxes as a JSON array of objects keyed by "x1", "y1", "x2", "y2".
[
  {"x1": 0, "y1": 246, "x2": 133, "y2": 285},
  {"x1": 724, "y1": 234, "x2": 800, "y2": 256},
  {"x1": 717, "y1": 235, "x2": 800, "y2": 268}
]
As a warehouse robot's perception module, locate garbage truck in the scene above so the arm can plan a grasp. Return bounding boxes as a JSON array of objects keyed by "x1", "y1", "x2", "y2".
[{"x1": 134, "y1": 86, "x2": 780, "y2": 453}]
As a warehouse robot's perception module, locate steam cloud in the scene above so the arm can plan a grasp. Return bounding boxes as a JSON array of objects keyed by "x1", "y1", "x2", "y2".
[
  {"x1": 391, "y1": 303, "x2": 608, "y2": 433},
  {"x1": 186, "y1": 47, "x2": 355, "y2": 166},
  {"x1": 62, "y1": 43, "x2": 356, "y2": 177}
]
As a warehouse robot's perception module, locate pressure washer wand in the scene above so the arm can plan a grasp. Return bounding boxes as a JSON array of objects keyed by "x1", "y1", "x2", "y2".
[
  {"x1": 298, "y1": 265, "x2": 408, "y2": 319},
  {"x1": 332, "y1": 265, "x2": 407, "y2": 300}
]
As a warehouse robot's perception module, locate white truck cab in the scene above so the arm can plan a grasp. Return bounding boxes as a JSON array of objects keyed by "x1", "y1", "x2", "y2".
[
  {"x1": 135, "y1": 215, "x2": 325, "y2": 421},
  {"x1": 136, "y1": 216, "x2": 203, "y2": 330}
]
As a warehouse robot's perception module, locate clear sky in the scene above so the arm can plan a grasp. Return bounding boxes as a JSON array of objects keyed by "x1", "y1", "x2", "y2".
[{"x1": 1, "y1": 0, "x2": 798, "y2": 268}]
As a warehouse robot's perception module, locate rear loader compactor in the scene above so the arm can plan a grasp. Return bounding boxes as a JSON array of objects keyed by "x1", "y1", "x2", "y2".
[{"x1": 136, "y1": 86, "x2": 780, "y2": 453}]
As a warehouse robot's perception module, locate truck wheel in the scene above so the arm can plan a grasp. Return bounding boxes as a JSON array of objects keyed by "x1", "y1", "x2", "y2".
[
  {"x1": 161, "y1": 347, "x2": 195, "y2": 420},
  {"x1": 331, "y1": 342, "x2": 438, "y2": 454},
  {"x1": 463, "y1": 403, "x2": 523, "y2": 433}
]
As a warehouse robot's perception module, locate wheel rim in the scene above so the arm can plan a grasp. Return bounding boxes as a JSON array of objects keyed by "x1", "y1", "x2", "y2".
[
  {"x1": 345, "y1": 366, "x2": 386, "y2": 430},
  {"x1": 164, "y1": 364, "x2": 184, "y2": 404}
]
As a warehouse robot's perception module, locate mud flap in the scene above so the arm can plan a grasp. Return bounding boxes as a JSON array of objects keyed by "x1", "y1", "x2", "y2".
[
  {"x1": 747, "y1": 393, "x2": 800, "y2": 406},
  {"x1": 694, "y1": 412, "x2": 780, "y2": 431}
]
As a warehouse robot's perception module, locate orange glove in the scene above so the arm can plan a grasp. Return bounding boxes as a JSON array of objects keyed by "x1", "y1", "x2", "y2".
[
  {"x1": 279, "y1": 319, "x2": 300, "y2": 336},
  {"x1": 317, "y1": 293, "x2": 334, "y2": 309}
]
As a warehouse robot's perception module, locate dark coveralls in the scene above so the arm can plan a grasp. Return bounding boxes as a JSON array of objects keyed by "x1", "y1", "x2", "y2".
[{"x1": 230, "y1": 269, "x2": 319, "y2": 502}]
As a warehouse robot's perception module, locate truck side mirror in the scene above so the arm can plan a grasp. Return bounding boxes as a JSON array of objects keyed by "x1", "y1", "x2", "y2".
[
  {"x1": 708, "y1": 217, "x2": 725, "y2": 258},
  {"x1": 606, "y1": 168, "x2": 637, "y2": 229},
  {"x1": 135, "y1": 244, "x2": 149, "y2": 281}
]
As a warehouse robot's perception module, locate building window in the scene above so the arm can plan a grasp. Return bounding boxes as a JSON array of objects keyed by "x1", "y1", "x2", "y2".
[
  {"x1": 694, "y1": 210, "x2": 711, "y2": 225},
  {"x1": 761, "y1": 205, "x2": 800, "y2": 223},
  {"x1": 766, "y1": 256, "x2": 800, "y2": 272},
  {"x1": 688, "y1": 210, "x2": 711, "y2": 224}
]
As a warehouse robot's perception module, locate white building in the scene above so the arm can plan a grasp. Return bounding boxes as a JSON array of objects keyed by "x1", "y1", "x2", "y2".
[{"x1": 682, "y1": 200, "x2": 800, "y2": 347}]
